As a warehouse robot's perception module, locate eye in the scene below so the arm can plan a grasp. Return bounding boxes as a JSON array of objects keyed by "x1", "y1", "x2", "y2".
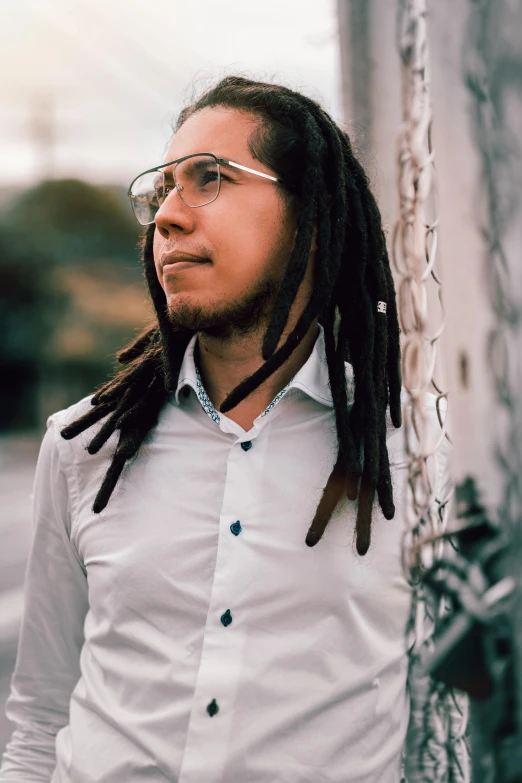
[
  {"x1": 152, "y1": 176, "x2": 166, "y2": 204},
  {"x1": 200, "y1": 169, "x2": 219, "y2": 185}
]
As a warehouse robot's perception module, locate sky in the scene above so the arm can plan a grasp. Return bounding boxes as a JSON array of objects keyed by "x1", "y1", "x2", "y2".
[{"x1": 0, "y1": 0, "x2": 341, "y2": 187}]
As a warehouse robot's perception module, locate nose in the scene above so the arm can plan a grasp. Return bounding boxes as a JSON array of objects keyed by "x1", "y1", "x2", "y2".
[{"x1": 154, "y1": 184, "x2": 196, "y2": 239}]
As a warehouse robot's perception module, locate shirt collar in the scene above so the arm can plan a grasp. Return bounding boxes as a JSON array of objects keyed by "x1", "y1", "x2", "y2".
[{"x1": 174, "y1": 325, "x2": 351, "y2": 421}]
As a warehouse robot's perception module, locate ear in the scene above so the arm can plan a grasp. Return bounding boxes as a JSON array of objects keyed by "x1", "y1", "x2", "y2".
[
  {"x1": 310, "y1": 222, "x2": 318, "y2": 255},
  {"x1": 292, "y1": 220, "x2": 318, "y2": 254}
]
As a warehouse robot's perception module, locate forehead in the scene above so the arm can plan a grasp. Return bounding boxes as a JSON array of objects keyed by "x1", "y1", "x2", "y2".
[{"x1": 164, "y1": 106, "x2": 259, "y2": 164}]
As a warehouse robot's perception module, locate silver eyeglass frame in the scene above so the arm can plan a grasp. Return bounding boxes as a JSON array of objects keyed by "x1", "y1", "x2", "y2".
[{"x1": 127, "y1": 152, "x2": 279, "y2": 225}]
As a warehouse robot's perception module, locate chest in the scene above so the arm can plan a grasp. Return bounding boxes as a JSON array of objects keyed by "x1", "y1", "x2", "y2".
[{"x1": 69, "y1": 400, "x2": 413, "y2": 658}]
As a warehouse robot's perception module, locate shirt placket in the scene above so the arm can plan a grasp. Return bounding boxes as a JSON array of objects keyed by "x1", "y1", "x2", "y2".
[{"x1": 177, "y1": 432, "x2": 260, "y2": 783}]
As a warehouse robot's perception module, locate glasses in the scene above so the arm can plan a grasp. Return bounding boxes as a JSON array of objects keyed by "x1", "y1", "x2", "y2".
[{"x1": 128, "y1": 152, "x2": 279, "y2": 226}]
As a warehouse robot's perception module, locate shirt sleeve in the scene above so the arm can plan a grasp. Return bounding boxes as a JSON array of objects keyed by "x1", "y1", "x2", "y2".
[{"x1": 0, "y1": 414, "x2": 89, "y2": 782}]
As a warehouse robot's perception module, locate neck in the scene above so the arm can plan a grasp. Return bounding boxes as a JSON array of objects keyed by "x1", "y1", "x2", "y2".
[{"x1": 196, "y1": 317, "x2": 320, "y2": 431}]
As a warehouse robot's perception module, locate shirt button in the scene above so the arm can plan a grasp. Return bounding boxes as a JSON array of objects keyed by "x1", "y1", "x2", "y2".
[
  {"x1": 182, "y1": 386, "x2": 190, "y2": 398},
  {"x1": 230, "y1": 520, "x2": 242, "y2": 536},
  {"x1": 220, "y1": 609, "x2": 233, "y2": 627},
  {"x1": 207, "y1": 698, "x2": 219, "y2": 717},
  {"x1": 241, "y1": 440, "x2": 252, "y2": 451}
]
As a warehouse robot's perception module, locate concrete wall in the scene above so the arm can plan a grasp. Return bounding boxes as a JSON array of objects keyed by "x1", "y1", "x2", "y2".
[{"x1": 337, "y1": 0, "x2": 522, "y2": 515}]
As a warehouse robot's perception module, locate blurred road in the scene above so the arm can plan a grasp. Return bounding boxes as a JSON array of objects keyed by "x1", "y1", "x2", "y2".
[{"x1": 0, "y1": 433, "x2": 41, "y2": 757}]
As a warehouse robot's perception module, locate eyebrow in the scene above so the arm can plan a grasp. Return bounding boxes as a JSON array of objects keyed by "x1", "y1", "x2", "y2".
[
  {"x1": 183, "y1": 158, "x2": 215, "y2": 170},
  {"x1": 160, "y1": 156, "x2": 276, "y2": 182},
  {"x1": 190, "y1": 158, "x2": 244, "y2": 177}
]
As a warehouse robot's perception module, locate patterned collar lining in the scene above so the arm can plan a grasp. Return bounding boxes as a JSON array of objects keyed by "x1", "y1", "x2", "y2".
[
  {"x1": 193, "y1": 365, "x2": 292, "y2": 426},
  {"x1": 194, "y1": 366, "x2": 221, "y2": 424}
]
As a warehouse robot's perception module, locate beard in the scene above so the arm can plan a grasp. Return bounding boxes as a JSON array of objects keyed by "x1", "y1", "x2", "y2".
[{"x1": 165, "y1": 275, "x2": 281, "y2": 340}]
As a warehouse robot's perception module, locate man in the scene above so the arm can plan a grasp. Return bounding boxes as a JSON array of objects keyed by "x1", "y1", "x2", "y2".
[{"x1": 1, "y1": 76, "x2": 450, "y2": 782}]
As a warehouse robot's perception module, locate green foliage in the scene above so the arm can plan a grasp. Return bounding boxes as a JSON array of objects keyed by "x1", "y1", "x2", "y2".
[
  {"x1": 0, "y1": 178, "x2": 149, "y2": 429},
  {"x1": 6, "y1": 179, "x2": 142, "y2": 268},
  {"x1": 0, "y1": 221, "x2": 63, "y2": 363}
]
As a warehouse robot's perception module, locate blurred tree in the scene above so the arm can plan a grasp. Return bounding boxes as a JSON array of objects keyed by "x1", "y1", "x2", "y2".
[
  {"x1": 6, "y1": 179, "x2": 142, "y2": 269},
  {"x1": 0, "y1": 179, "x2": 152, "y2": 431},
  {"x1": 0, "y1": 222, "x2": 65, "y2": 429}
]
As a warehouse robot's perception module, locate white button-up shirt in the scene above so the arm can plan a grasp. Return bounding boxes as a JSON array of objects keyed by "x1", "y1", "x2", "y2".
[{"x1": 0, "y1": 326, "x2": 451, "y2": 783}]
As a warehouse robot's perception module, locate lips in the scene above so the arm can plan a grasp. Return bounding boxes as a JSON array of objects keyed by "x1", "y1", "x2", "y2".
[{"x1": 161, "y1": 252, "x2": 210, "y2": 269}]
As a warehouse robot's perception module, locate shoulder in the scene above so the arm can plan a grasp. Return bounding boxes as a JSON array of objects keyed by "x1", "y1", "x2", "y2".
[
  {"x1": 47, "y1": 393, "x2": 96, "y2": 431},
  {"x1": 342, "y1": 363, "x2": 447, "y2": 445},
  {"x1": 46, "y1": 393, "x2": 97, "y2": 447},
  {"x1": 45, "y1": 393, "x2": 115, "y2": 467}
]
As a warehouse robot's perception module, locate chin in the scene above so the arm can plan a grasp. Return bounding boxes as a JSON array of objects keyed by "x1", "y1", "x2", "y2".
[
  {"x1": 166, "y1": 296, "x2": 227, "y2": 332},
  {"x1": 166, "y1": 277, "x2": 279, "y2": 338}
]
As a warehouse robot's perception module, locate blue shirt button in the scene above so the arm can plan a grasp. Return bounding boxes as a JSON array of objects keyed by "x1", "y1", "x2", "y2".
[
  {"x1": 241, "y1": 440, "x2": 252, "y2": 451},
  {"x1": 207, "y1": 698, "x2": 219, "y2": 717},
  {"x1": 220, "y1": 609, "x2": 233, "y2": 627},
  {"x1": 230, "y1": 520, "x2": 242, "y2": 536}
]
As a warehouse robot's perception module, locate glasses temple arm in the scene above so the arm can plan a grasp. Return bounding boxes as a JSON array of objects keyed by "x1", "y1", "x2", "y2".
[{"x1": 223, "y1": 160, "x2": 278, "y2": 182}]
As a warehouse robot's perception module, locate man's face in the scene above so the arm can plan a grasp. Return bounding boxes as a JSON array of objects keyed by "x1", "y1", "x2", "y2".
[{"x1": 153, "y1": 106, "x2": 304, "y2": 338}]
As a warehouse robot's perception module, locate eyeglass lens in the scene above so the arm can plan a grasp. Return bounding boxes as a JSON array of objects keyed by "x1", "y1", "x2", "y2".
[{"x1": 130, "y1": 154, "x2": 220, "y2": 225}]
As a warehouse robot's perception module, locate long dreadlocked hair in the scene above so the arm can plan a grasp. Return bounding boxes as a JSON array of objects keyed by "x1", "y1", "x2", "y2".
[{"x1": 60, "y1": 75, "x2": 402, "y2": 556}]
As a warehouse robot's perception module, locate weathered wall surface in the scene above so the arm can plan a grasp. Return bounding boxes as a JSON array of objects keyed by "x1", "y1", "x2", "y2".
[{"x1": 338, "y1": 0, "x2": 522, "y2": 515}]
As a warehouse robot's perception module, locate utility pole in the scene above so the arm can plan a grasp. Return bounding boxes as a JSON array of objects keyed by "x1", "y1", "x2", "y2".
[
  {"x1": 29, "y1": 92, "x2": 55, "y2": 182},
  {"x1": 337, "y1": 0, "x2": 373, "y2": 168}
]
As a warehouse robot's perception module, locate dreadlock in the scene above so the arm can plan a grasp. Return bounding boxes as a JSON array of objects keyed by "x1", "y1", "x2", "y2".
[{"x1": 60, "y1": 75, "x2": 402, "y2": 555}]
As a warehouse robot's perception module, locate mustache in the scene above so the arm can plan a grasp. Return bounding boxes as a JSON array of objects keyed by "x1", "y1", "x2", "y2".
[{"x1": 158, "y1": 243, "x2": 212, "y2": 268}]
